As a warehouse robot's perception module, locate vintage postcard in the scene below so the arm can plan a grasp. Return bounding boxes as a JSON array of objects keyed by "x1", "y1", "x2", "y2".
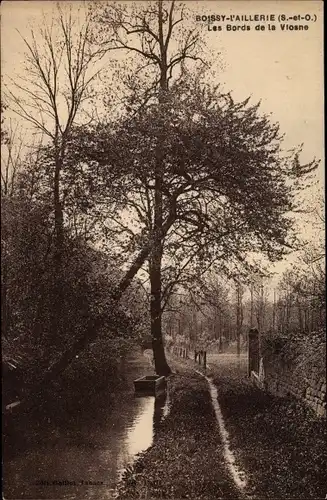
[{"x1": 1, "y1": 1, "x2": 325, "y2": 499}]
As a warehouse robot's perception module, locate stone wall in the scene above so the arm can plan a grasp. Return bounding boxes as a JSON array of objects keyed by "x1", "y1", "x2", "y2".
[
  {"x1": 262, "y1": 356, "x2": 326, "y2": 418},
  {"x1": 249, "y1": 331, "x2": 326, "y2": 418}
]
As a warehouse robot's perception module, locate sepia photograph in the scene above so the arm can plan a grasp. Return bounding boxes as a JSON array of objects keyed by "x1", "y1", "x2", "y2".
[{"x1": 1, "y1": 1, "x2": 325, "y2": 499}]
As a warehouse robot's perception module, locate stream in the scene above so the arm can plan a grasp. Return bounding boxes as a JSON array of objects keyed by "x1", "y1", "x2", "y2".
[{"x1": 3, "y1": 351, "x2": 168, "y2": 500}]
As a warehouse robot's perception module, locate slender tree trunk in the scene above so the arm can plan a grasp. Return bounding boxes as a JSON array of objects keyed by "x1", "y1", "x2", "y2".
[
  {"x1": 52, "y1": 151, "x2": 64, "y2": 343},
  {"x1": 1, "y1": 249, "x2": 9, "y2": 339},
  {"x1": 149, "y1": 133, "x2": 171, "y2": 375},
  {"x1": 272, "y1": 289, "x2": 277, "y2": 331},
  {"x1": 298, "y1": 302, "x2": 303, "y2": 331},
  {"x1": 249, "y1": 283, "x2": 254, "y2": 328},
  {"x1": 54, "y1": 155, "x2": 64, "y2": 261},
  {"x1": 236, "y1": 285, "x2": 243, "y2": 360}
]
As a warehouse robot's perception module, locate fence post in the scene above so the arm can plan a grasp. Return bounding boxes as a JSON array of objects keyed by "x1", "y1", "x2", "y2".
[{"x1": 203, "y1": 351, "x2": 207, "y2": 369}]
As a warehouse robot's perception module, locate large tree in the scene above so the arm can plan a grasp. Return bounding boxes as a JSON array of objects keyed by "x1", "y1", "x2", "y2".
[
  {"x1": 74, "y1": 75, "x2": 318, "y2": 374},
  {"x1": 90, "y1": 0, "x2": 318, "y2": 371},
  {"x1": 90, "y1": 0, "x2": 207, "y2": 374}
]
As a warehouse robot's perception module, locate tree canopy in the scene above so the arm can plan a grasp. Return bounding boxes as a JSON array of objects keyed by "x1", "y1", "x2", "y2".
[{"x1": 73, "y1": 78, "x2": 318, "y2": 277}]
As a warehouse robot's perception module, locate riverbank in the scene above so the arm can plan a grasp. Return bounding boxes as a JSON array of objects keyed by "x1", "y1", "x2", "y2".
[
  {"x1": 117, "y1": 364, "x2": 242, "y2": 500},
  {"x1": 117, "y1": 354, "x2": 326, "y2": 500}
]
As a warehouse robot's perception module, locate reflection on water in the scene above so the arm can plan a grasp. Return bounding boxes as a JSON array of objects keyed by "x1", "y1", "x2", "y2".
[
  {"x1": 126, "y1": 397, "x2": 155, "y2": 457},
  {"x1": 116, "y1": 396, "x2": 155, "y2": 482},
  {"x1": 3, "y1": 357, "x2": 169, "y2": 500}
]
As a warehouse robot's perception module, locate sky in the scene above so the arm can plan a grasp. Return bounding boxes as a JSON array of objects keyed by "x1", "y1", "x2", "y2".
[
  {"x1": 1, "y1": 1, "x2": 324, "y2": 163},
  {"x1": 1, "y1": 0, "x2": 324, "y2": 282}
]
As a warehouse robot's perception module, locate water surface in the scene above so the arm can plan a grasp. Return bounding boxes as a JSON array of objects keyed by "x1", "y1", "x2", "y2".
[{"x1": 3, "y1": 352, "x2": 168, "y2": 499}]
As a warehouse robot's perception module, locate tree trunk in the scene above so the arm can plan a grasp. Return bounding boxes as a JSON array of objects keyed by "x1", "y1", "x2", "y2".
[
  {"x1": 272, "y1": 289, "x2": 277, "y2": 331},
  {"x1": 113, "y1": 216, "x2": 173, "y2": 299},
  {"x1": 236, "y1": 335, "x2": 241, "y2": 359},
  {"x1": 236, "y1": 284, "x2": 243, "y2": 359},
  {"x1": 150, "y1": 253, "x2": 171, "y2": 375},
  {"x1": 149, "y1": 149, "x2": 171, "y2": 375},
  {"x1": 51, "y1": 153, "x2": 65, "y2": 343},
  {"x1": 54, "y1": 155, "x2": 64, "y2": 262},
  {"x1": 1, "y1": 252, "x2": 9, "y2": 339},
  {"x1": 298, "y1": 303, "x2": 303, "y2": 331},
  {"x1": 147, "y1": 0, "x2": 171, "y2": 376},
  {"x1": 250, "y1": 284, "x2": 254, "y2": 328}
]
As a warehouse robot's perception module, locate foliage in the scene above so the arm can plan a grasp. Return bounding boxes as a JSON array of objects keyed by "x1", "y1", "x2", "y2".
[
  {"x1": 74, "y1": 78, "x2": 317, "y2": 274},
  {"x1": 275, "y1": 193, "x2": 325, "y2": 334},
  {"x1": 276, "y1": 258, "x2": 325, "y2": 334},
  {"x1": 1, "y1": 179, "x2": 149, "y2": 401},
  {"x1": 261, "y1": 329, "x2": 326, "y2": 377},
  {"x1": 66, "y1": 77, "x2": 319, "y2": 366}
]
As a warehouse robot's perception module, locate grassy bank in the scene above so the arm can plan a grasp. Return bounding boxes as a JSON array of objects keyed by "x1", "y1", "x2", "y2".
[
  {"x1": 209, "y1": 356, "x2": 327, "y2": 500},
  {"x1": 117, "y1": 365, "x2": 242, "y2": 500}
]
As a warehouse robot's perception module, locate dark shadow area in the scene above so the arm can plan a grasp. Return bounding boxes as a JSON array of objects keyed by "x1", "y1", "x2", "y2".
[{"x1": 3, "y1": 350, "x2": 159, "y2": 500}]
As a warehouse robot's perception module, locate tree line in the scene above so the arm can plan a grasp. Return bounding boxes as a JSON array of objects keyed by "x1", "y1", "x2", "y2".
[{"x1": 164, "y1": 230, "x2": 325, "y2": 357}]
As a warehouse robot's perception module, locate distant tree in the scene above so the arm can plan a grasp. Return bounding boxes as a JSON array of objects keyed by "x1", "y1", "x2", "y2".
[
  {"x1": 276, "y1": 228, "x2": 325, "y2": 335},
  {"x1": 252, "y1": 278, "x2": 270, "y2": 332},
  {"x1": 192, "y1": 273, "x2": 232, "y2": 350},
  {"x1": 235, "y1": 280, "x2": 244, "y2": 358}
]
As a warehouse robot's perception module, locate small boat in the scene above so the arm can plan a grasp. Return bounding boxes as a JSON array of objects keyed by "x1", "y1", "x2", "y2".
[{"x1": 134, "y1": 375, "x2": 166, "y2": 395}]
